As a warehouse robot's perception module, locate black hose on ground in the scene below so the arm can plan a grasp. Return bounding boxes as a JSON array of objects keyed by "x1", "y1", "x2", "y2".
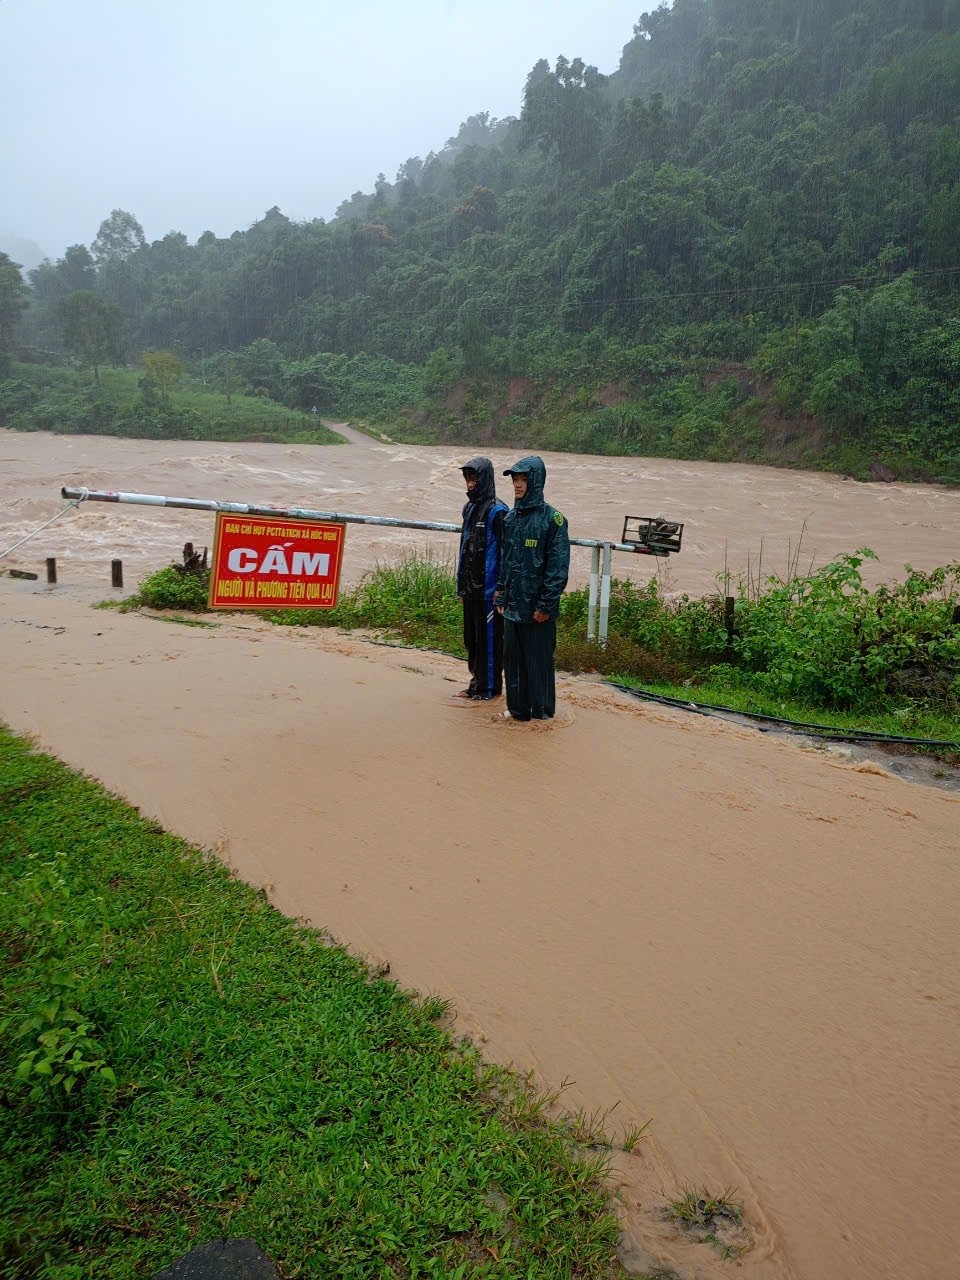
[{"x1": 605, "y1": 682, "x2": 960, "y2": 751}]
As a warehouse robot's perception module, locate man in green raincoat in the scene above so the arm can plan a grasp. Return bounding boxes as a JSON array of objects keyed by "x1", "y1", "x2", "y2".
[{"x1": 494, "y1": 456, "x2": 570, "y2": 721}]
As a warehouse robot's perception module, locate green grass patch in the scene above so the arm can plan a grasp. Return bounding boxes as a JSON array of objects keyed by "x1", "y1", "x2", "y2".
[
  {"x1": 3, "y1": 363, "x2": 344, "y2": 446},
  {"x1": 0, "y1": 726, "x2": 620, "y2": 1279}
]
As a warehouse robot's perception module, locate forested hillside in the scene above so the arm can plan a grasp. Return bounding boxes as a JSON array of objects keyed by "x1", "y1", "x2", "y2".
[{"x1": 3, "y1": 0, "x2": 960, "y2": 477}]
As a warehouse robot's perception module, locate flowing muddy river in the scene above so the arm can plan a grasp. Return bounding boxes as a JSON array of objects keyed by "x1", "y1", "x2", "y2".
[
  {"x1": 2, "y1": 428, "x2": 959, "y2": 1280},
  {"x1": 0, "y1": 427, "x2": 957, "y2": 593}
]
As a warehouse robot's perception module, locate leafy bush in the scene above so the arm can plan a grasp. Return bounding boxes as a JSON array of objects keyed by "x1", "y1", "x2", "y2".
[
  {"x1": 730, "y1": 551, "x2": 960, "y2": 707},
  {"x1": 560, "y1": 578, "x2": 728, "y2": 667},
  {"x1": 283, "y1": 351, "x2": 425, "y2": 420},
  {"x1": 0, "y1": 378, "x2": 38, "y2": 424},
  {"x1": 5, "y1": 855, "x2": 116, "y2": 1106},
  {"x1": 135, "y1": 565, "x2": 210, "y2": 611}
]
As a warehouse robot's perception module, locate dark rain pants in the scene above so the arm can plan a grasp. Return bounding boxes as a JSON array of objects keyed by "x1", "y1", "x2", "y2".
[
  {"x1": 463, "y1": 595, "x2": 503, "y2": 698},
  {"x1": 503, "y1": 617, "x2": 557, "y2": 720}
]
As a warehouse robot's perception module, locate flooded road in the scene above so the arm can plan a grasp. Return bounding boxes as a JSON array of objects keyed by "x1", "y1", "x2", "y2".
[
  {"x1": 2, "y1": 428, "x2": 960, "y2": 1280},
  {"x1": 1, "y1": 427, "x2": 957, "y2": 595}
]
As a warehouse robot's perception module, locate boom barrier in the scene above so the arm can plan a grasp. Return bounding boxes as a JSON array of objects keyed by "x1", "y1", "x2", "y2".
[{"x1": 61, "y1": 487, "x2": 683, "y2": 644}]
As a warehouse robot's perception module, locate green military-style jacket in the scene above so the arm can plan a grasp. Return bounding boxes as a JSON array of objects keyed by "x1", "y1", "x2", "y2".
[{"x1": 495, "y1": 456, "x2": 570, "y2": 623}]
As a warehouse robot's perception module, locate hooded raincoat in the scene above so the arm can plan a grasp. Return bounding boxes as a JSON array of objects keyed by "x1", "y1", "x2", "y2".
[
  {"x1": 457, "y1": 457, "x2": 507, "y2": 598},
  {"x1": 496, "y1": 456, "x2": 570, "y2": 623},
  {"x1": 456, "y1": 457, "x2": 508, "y2": 699},
  {"x1": 496, "y1": 456, "x2": 570, "y2": 720}
]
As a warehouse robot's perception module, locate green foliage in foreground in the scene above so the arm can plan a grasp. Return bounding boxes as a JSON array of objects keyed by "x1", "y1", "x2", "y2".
[
  {"x1": 0, "y1": 727, "x2": 619, "y2": 1279},
  {"x1": 130, "y1": 564, "x2": 211, "y2": 611},
  {"x1": 561, "y1": 553, "x2": 960, "y2": 712}
]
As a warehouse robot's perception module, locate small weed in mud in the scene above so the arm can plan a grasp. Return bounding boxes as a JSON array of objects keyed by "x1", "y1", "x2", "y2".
[
  {"x1": 665, "y1": 1186, "x2": 743, "y2": 1226},
  {"x1": 622, "y1": 1118, "x2": 653, "y2": 1152},
  {"x1": 568, "y1": 1103, "x2": 622, "y2": 1148},
  {"x1": 663, "y1": 1186, "x2": 749, "y2": 1260},
  {"x1": 565, "y1": 1104, "x2": 652, "y2": 1153}
]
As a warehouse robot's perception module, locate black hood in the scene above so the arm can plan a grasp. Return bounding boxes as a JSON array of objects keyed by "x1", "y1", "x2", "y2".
[{"x1": 461, "y1": 456, "x2": 497, "y2": 504}]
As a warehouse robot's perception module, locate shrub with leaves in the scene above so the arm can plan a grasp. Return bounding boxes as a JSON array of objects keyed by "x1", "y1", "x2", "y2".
[
  {"x1": 729, "y1": 551, "x2": 960, "y2": 707},
  {"x1": 4, "y1": 855, "x2": 116, "y2": 1106},
  {"x1": 135, "y1": 564, "x2": 210, "y2": 611}
]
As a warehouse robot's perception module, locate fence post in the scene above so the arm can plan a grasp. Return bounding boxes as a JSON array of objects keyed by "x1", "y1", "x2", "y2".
[
  {"x1": 587, "y1": 545, "x2": 600, "y2": 641},
  {"x1": 111, "y1": 559, "x2": 123, "y2": 589},
  {"x1": 46, "y1": 558, "x2": 57, "y2": 584},
  {"x1": 599, "y1": 543, "x2": 612, "y2": 646}
]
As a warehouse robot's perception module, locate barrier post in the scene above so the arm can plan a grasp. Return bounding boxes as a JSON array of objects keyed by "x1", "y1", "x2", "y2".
[
  {"x1": 587, "y1": 544, "x2": 600, "y2": 642},
  {"x1": 111, "y1": 559, "x2": 123, "y2": 589},
  {"x1": 46, "y1": 558, "x2": 57, "y2": 584},
  {"x1": 599, "y1": 542, "x2": 612, "y2": 646}
]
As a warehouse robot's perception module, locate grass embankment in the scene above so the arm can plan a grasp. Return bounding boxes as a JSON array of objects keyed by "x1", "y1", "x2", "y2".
[
  {"x1": 0, "y1": 727, "x2": 620, "y2": 1279},
  {"x1": 128, "y1": 550, "x2": 960, "y2": 752},
  {"x1": 1, "y1": 363, "x2": 344, "y2": 446}
]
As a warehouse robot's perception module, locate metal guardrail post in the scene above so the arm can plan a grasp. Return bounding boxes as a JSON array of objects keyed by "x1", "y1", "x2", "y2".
[
  {"x1": 587, "y1": 544, "x2": 600, "y2": 642},
  {"x1": 599, "y1": 542, "x2": 612, "y2": 646}
]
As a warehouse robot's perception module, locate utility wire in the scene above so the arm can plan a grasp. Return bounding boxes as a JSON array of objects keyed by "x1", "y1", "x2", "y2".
[
  {"x1": 0, "y1": 491, "x2": 89, "y2": 560},
  {"x1": 26, "y1": 264, "x2": 960, "y2": 331}
]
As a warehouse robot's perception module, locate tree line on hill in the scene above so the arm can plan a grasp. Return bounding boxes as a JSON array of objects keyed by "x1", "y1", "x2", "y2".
[{"x1": 1, "y1": 0, "x2": 959, "y2": 477}]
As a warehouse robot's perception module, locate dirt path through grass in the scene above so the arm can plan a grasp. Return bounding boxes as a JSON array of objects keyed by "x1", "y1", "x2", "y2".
[{"x1": 2, "y1": 578, "x2": 958, "y2": 1280}]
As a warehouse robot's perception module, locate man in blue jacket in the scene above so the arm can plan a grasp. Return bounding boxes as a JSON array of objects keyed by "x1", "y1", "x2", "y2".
[
  {"x1": 454, "y1": 457, "x2": 509, "y2": 701},
  {"x1": 495, "y1": 456, "x2": 570, "y2": 721}
]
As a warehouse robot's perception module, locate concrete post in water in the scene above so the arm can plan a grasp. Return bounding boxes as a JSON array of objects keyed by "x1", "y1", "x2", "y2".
[
  {"x1": 111, "y1": 559, "x2": 123, "y2": 589},
  {"x1": 46, "y1": 558, "x2": 57, "y2": 584}
]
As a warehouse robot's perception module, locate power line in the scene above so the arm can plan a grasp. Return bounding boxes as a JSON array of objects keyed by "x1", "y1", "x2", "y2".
[{"x1": 52, "y1": 263, "x2": 960, "y2": 332}]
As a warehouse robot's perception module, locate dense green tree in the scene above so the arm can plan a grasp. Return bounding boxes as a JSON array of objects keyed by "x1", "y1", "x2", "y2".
[
  {"x1": 59, "y1": 245, "x2": 97, "y2": 292},
  {"x1": 236, "y1": 338, "x2": 284, "y2": 398},
  {"x1": 58, "y1": 291, "x2": 121, "y2": 383},
  {"x1": 521, "y1": 56, "x2": 609, "y2": 183},
  {"x1": 0, "y1": 252, "x2": 27, "y2": 377},
  {"x1": 141, "y1": 350, "x2": 183, "y2": 400},
  {"x1": 91, "y1": 209, "x2": 146, "y2": 266}
]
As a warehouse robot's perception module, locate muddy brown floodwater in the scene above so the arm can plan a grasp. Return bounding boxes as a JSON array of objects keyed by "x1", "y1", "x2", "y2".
[
  {"x1": 2, "y1": 428, "x2": 959, "y2": 1280},
  {"x1": 1, "y1": 426, "x2": 957, "y2": 593}
]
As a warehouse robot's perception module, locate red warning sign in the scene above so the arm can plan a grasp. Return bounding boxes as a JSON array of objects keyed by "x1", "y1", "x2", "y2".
[{"x1": 209, "y1": 512, "x2": 345, "y2": 610}]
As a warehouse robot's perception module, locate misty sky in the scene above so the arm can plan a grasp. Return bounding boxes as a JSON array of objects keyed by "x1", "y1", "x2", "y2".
[{"x1": 1, "y1": 0, "x2": 640, "y2": 262}]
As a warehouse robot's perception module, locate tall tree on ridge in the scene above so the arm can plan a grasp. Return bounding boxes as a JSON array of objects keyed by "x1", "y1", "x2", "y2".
[{"x1": 0, "y1": 252, "x2": 27, "y2": 377}]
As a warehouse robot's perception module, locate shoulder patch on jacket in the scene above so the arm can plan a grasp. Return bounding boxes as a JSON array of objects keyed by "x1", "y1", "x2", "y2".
[{"x1": 553, "y1": 510, "x2": 565, "y2": 526}]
